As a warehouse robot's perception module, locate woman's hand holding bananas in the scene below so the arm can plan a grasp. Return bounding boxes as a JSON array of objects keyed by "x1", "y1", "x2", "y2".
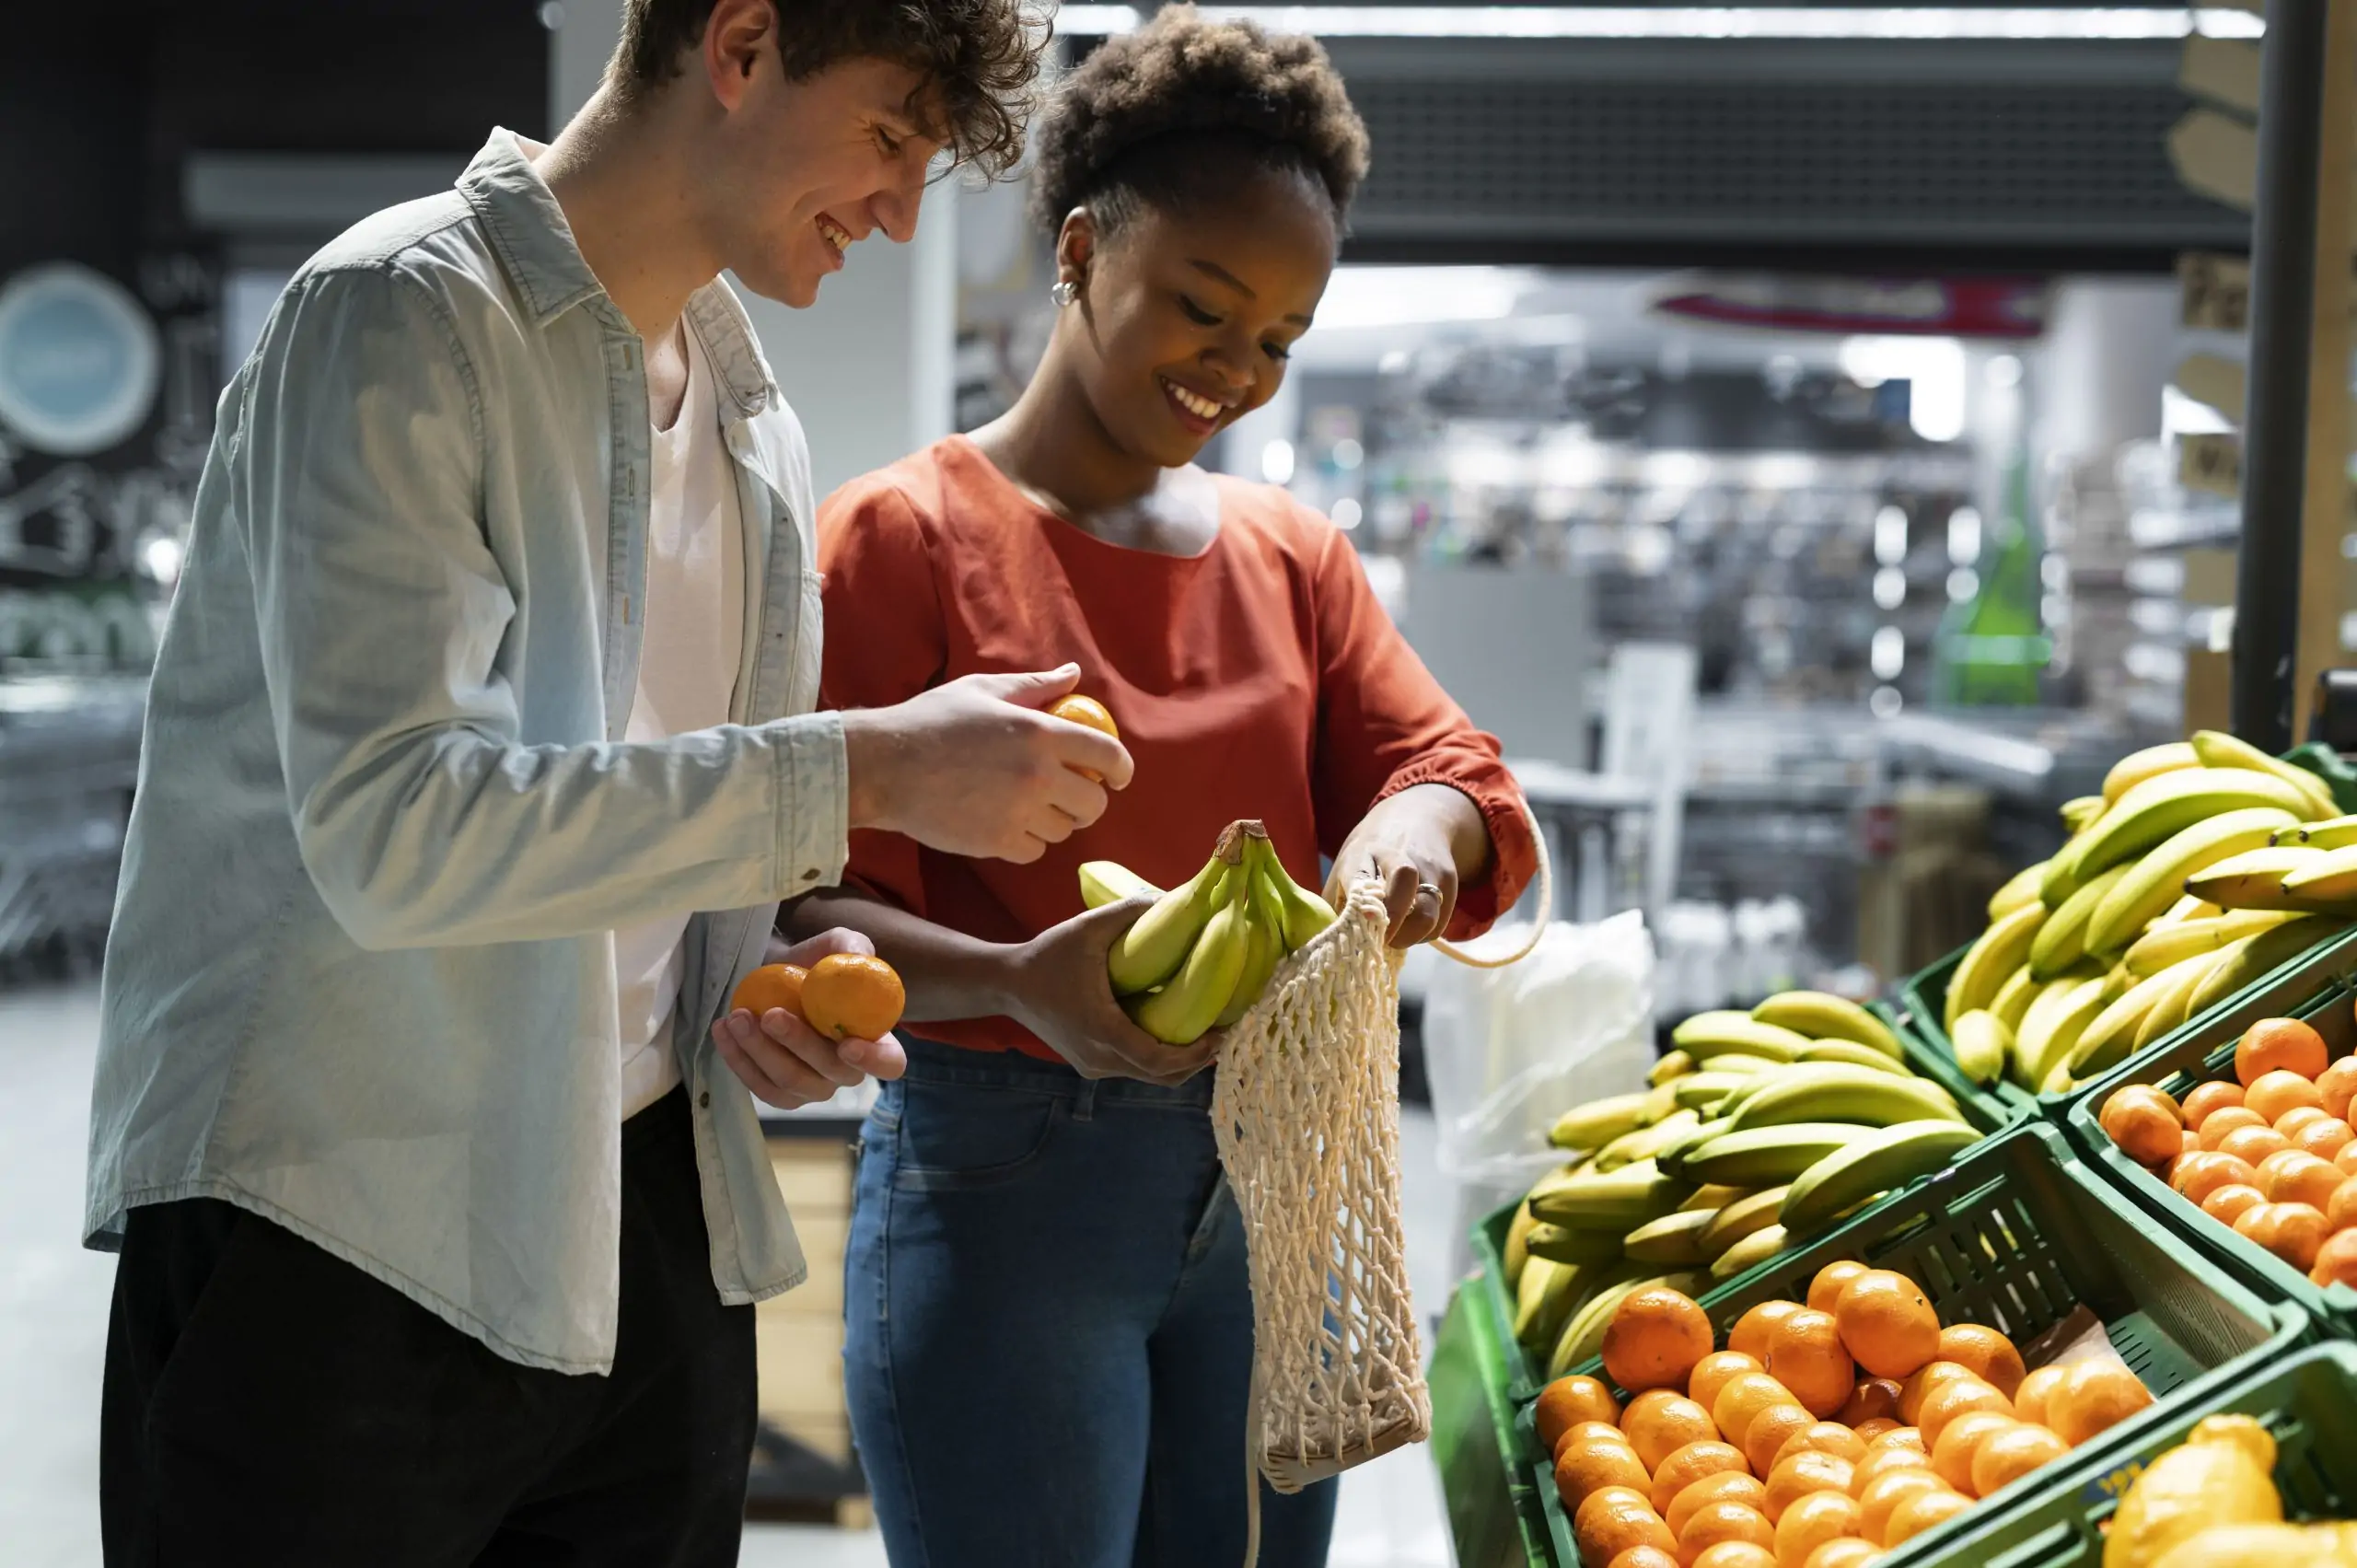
[
  {"x1": 1324, "y1": 783, "x2": 1496, "y2": 948},
  {"x1": 1006, "y1": 900, "x2": 1221, "y2": 1086}
]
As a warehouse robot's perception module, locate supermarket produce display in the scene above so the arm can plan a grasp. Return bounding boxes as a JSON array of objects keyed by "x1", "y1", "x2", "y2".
[
  {"x1": 1499, "y1": 990, "x2": 1996, "y2": 1384},
  {"x1": 1538, "y1": 1268, "x2": 2154, "y2": 1566},
  {"x1": 1920, "y1": 732, "x2": 2353, "y2": 1099}
]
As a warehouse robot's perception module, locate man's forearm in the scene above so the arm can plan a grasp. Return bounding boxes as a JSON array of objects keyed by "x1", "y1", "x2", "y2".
[{"x1": 783, "y1": 889, "x2": 1025, "y2": 1024}]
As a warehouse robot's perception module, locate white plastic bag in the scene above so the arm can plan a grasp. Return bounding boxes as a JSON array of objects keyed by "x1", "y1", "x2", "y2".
[{"x1": 1421, "y1": 909, "x2": 1656, "y2": 1193}]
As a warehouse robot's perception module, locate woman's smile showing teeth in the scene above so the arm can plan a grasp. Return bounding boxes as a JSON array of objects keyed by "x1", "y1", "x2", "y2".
[{"x1": 1160, "y1": 377, "x2": 1225, "y2": 428}]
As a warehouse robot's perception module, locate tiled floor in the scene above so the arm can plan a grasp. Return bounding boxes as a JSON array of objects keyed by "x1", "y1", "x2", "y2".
[{"x1": 2, "y1": 981, "x2": 1457, "y2": 1567}]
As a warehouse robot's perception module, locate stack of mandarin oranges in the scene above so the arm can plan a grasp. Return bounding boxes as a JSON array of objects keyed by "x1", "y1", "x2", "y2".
[
  {"x1": 2097, "y1": 1013, "x2": 2357, "y2": 1287},
  {"x1": 1538, "y1": 1265, "x2": 2153, "y2": 1568}
]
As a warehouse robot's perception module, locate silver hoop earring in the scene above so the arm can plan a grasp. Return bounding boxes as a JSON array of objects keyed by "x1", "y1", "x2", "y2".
[{"x1": 1051, "y1": 279, "x2": 1079, "y2": 308}]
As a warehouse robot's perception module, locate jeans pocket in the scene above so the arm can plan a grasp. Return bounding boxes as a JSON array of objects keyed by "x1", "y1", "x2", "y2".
[{"x1": 888, "y1": 1081, "x2": 1065, "y2": 1191}]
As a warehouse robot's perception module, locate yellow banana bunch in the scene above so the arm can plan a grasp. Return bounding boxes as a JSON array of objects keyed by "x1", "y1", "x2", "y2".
[
  {"x1": 1086, "y1": 819, "x2": 1341, "y2": 1044},
  {"x1": 1939, "y1": 734, "x2": 2352, "y2": 1091}
]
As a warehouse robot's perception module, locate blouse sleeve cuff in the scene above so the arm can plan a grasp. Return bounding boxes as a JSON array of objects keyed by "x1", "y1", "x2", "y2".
[{"x1": 1372, "y1": 763, "x2": 1540, "y2": 940}]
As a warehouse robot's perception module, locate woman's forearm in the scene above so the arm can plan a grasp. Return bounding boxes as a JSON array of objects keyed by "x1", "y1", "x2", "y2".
[{"x1": 783, "y1": 889, "x2": 1024, "y2": 1023}]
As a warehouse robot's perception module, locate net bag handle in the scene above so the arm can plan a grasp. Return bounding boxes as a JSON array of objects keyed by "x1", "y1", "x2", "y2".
[{"x1": 1431, "y1": 791, "x2": 1552, "y2": 970}]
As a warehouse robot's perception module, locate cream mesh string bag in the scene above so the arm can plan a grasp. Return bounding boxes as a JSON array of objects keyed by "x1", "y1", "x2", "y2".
[{"x1": 1211, "y1": 803, "x2": 1550, "y2": 1562}]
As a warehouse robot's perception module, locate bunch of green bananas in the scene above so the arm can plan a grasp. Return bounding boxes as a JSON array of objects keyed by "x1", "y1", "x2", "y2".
[
  {"x1": 1945, "y1": 732, "x2": 2351, "y2": 1096},
  {"x1": 1500, "y1": 990, "x2": 1979, "y2": 1376},
  {"x1": 1078, "y1": 819, "x2": 1340, "y2": 1045}
]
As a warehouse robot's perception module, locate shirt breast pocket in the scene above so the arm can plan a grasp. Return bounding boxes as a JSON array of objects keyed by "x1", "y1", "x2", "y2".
[{"x1": 785, "y1": 567, "x2": 824, "y2": 715}]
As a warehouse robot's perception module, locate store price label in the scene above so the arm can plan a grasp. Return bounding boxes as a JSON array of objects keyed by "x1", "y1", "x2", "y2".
[
  {"x1": 2178, "y1": 253, "x2": 2248, "y2": 333},
  {"x1": 2081, "y1": 1458, "x2": 2148, "y2": 1506},
  {"x1": 2181, "y1": 432, "x2": 2240, "y2": 500}
]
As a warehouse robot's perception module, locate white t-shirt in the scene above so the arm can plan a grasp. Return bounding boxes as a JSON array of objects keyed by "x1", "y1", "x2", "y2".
[{"x1": 615, "y1": 323, "x2": 745, "y2": 1119}]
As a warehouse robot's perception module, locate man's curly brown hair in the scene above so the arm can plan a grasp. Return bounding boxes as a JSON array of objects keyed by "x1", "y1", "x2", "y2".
[
  {"x1": 613, "y1": 0, "x2": 1047, "y2": 179},
  {"x1": 1029, "y1": 6, "x2": 1370, "y2": 236}
]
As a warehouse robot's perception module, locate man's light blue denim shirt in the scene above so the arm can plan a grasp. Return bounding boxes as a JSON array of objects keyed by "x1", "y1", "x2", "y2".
[{"x1": 85, "y1": 129, "x2": 846, "y2": 1374}]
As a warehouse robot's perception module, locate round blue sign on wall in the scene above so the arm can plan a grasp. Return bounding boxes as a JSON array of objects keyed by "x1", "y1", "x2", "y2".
[{"x1": 0, "y1": 263, "x2": 162, "y2": 456}]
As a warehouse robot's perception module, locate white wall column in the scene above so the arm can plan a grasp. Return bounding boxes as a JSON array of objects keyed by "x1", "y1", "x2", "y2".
[{"x1": 550, "y1": 0, "x2": 958, "y2": 502}]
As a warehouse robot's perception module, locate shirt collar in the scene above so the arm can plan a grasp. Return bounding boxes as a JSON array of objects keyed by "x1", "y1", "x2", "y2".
[{"x1": 453, "y1": 127, "x2": 778, "y2": 421}]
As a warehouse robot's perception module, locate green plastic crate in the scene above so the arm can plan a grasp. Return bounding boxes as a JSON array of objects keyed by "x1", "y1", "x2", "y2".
[
  {"x1": 2063, "y1": 972, "x2": 2357, "y2": 1333},
  {"x1": 1523, "y1": 1121, "x2": 2303, "y2": 1568},
  {"x1": 1475, "y1": 1046, "x2": 2020, "y2": 1404},
  {"x1": 1898, "y1": 924, "x2": 2357, "y2": 1127},
  {"x1": 1432, "y1": 1283, "x2": 1555, "y2": 1568},
  {"x1": 1908, "y1": 1342, "x2": 2357, "y2": 1568}
]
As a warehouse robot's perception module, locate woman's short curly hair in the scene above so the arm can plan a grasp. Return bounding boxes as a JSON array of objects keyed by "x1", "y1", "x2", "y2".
[
  {"x1": 1029, "y1": 6, "x2": 1370, "y2": 236},
  {"x1": 615, "y1": 0, "x2": 1048, "y2": 179}
]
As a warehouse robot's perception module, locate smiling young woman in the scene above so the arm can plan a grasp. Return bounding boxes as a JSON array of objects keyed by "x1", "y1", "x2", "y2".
[{"x1": 785, "y1": 8, "x2": 1538, "y2": 1563}]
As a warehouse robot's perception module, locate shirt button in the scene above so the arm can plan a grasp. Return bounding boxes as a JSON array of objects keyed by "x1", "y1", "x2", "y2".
[
  {"x1": 801, "y1": 867, "x2": 820, "y2": 882},
  {"x1": 698, "y1": 1091, "x2": 712, "y2": 1109}
]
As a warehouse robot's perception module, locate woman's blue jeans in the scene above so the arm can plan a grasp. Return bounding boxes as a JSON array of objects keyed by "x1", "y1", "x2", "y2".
[{"x1": 842, "y1": 1039, "x2": 1338, "y2": 1566}]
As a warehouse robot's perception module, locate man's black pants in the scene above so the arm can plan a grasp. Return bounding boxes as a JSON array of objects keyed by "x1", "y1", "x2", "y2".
[{"x1": 99, "y1": 1088, "x2": 757, "y2": 1566}]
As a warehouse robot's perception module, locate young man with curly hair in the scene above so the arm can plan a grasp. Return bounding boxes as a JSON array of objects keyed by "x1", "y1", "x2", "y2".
[{"x1": 86, "y1": 3, "x2": 1111, "y2": 1563}]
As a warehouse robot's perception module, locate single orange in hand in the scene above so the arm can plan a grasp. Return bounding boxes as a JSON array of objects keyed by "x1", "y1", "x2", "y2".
[
  {"x1": 1879, "y1": 1486, "x2": 1971, "y2": 1547},
  {"x1": 1802, "y1": 1541, "x2": 1882, "y2": 1568},
  {"x1": 1574, "y1": 1485, "x2": 1676, "y2": 1565},
  {"x1": 2180, "y1": 1079, "x2": 2246, "y2": 1130},
  {"x1": 2046, "y1": 1359, "x2": 2151, "y2": 1446},
  {"x1": 1928, "y1": 1410, "x2": 2016, "y2": 1495},
  {"x1": 2317, "y1": 1056, "x2": 2357, "y2": 1119},
  {"x1": 1774, "y1": 1490, "x2": 1865, "y2": 1568},
  {"x1": 1933, "y1": 1326, "x2": 2026, "y2": 1400},
  {"x1": 1807, "y1": 1262, "x2": 1870, "y2": 1315},
  {"x1": 1856, "y1": 1469, "x2": 1948, "y2": 1544},
  {"x1": 1606, "y1": 1287, "x2": 1715, "y2": 1395},
  {"x1": 1968, "y1": 1423, "x2": 2069, "y2": 1498},
  {"x1": 2247, "y1": 1069, "x2": 2327, "y2": 1124},
  {"x1": 730, "y1": 962, "x2": 807, "y2": 1018},
  {"x1": 1742, "y1": 1404, "x2": 1821, "y2": 1479},
  {"x1": 1556, "y1": 1437, "x2": 1653, "y2": 1513},
  {"x1": 1690, "y1": 1352, "x2": 1766, "y2": 1415},
  {"x1": 1730, "y1": 1301, "x2": 1806, "y2": 1364},
  {"x1": 1762, "y1": 1451, "x2": 1855, "y2": 1522},
  {"x1": 1836, "y1": 1377, "x2": 1901, "y2": 1427},
  {"x1": 1649, "y1": 1441, "x2": 1752, "y2": 1515},
  {"x1": 1668, "y1": 1472, "x2": 1771, "y2": 1539},
  {"x1": 2197, "y1": 1107, "x2": 2267, "y2": 1150},
  {"x1": 1678, "y1": 1501, "x2": 1776, "y2": 1562},
  {"x1": 1691, "y1": 1544, "x2": 1780, "y2": 1568},
  {"x1": 2311, "y1": 1228, "x2": 2357, "y2": 1288},
  {"x1": 2238, "y1": 1016, "x2": 2329, "y2": 1086},
  {"x1": 1536, "y1": 1375, "x2": 1623, "y2": 1453},
  {"x1": 1625, "y1": 1393, "x2": 1720, "y2": 1474},
  {"x1": 2200, "y1": 1183, "x2": 2268, "y2": 1229},
  {"x1": 799, "y1": 953, "x2": 906, "y2": 1041},
  {"x1": 1713, "y1": 1373, "x2": 1799, "y2": 1454},
  {"x1": 2012, "y1": 1367, "x2": 2065, "y2": 1428},
  {"x1": 1833, "y1": 1272, "x2": 1940, "y2": 1380},
  {"x1": 1773, "y1": 1423, "x2": 1865, "y2": 1471},
  {"x1": 1047, "y1": 694, "x2": 1120, "y2": 782},
  {"x1": 1915, "y1": 1378, "x2": 2013, "y2": 1449}
]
